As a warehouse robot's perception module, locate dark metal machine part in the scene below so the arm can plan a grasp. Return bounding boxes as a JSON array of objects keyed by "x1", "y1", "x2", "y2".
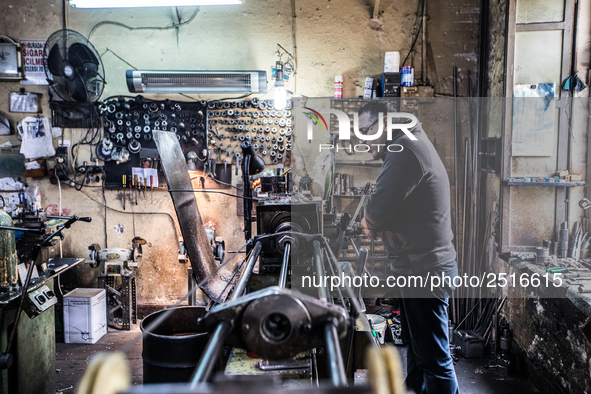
[
  {"x1": 153, "y1": 130, "x2": 234, "y2": 303},
  {"x1": 197, "y1": 287, "x2": 348, "y2": 361},
  {"x1": 255, "y1": 203, "x2": 320, "y2": 274}
]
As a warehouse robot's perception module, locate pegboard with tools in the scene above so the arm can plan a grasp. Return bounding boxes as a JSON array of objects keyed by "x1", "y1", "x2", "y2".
[
  {"x1": 96, "y1": 96, "x2": 211, "y2": 188},
  {"x1": 206, "y1": 97, "x2": 293, "y2": 167}
]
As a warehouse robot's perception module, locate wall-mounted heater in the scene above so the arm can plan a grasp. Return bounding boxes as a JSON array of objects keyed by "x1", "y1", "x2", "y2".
[{"x1": 126, "y1": 70, "x2": 267, "y2": 94}]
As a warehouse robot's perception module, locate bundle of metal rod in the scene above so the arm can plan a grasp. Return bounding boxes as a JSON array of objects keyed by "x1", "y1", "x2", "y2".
[{"x1": 451, "y1": 69, "x2": 487, "y2": 329}]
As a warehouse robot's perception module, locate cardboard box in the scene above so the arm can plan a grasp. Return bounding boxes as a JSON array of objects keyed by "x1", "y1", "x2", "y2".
[
  {"x1": 556, "y1": 170, "x2": 569, "y2": 177},
  {"x1": 24, "y1": 159, "x2": 47, "y2": 178},
  {"x1": 63, "y1": 288, "x2": 107, "y2": 344}
]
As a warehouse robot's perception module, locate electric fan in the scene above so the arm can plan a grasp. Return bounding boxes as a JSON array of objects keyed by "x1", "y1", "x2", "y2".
[{"x1": 43, "y1": 29, "x2": 105, "y2": 102}]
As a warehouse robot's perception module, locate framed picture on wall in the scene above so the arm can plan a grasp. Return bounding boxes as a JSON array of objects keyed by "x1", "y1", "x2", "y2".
[{"x1": 0, "y1": 35, "x2": 24, "y2": 81}]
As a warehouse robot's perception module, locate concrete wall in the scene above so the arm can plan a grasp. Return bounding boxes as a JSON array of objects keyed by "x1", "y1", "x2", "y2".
[
  {"x1": 481, "y1": 0, "x2": 591, "y2": 392},
  {"x1": 0, "y1": 0, "x2": 480, "y2": 307}
]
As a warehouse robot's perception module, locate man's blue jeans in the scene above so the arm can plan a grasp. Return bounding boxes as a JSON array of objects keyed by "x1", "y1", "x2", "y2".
[{"x1": 396, "y1": 265, "x2": 460, "y2": 394}]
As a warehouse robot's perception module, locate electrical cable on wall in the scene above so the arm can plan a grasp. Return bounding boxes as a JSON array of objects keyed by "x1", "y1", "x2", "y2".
[
  {"x1": 87, "y1": 7, "x2": 200, "y2": 39},
  {"x1": 57, "y1": 176, "x2": 63, "y2": 259},
  {"x1": 79, "y1": 189, "x2": 182, "y2": 240},
  {"x1": 190, "y1": 174, "x2": 238, "y2": 190},
  {"x1": 290, "y1": 0, "x2": 298, "y2": 93},
  {"x1": 102, "y1": 178, "x2": 108, "y2": 248},
  {"x1": 401, "y1": 0, "x2": 426, "y2": 67}
]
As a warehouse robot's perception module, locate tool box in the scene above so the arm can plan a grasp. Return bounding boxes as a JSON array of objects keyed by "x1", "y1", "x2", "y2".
[{"x1": 453, "y1": 329, "x2": 485, "y2": 358}]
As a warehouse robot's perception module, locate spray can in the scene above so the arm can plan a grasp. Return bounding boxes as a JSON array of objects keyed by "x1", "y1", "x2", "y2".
[
  {"x1": 400, "y1": 66, "x2": 414, "y2": 86},
  {"x1": 334, "y1": 76, "x2": 343, "y2": 99}
]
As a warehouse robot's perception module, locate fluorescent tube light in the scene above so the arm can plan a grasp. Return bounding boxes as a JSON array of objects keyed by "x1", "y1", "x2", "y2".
[{"x1": 68, "y1": 0, "x2": 242, "y2": 8}]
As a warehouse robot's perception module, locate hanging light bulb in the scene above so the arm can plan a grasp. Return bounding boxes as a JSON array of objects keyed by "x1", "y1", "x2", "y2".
[{"x1": 274, "y1": 61, "x2": 287, "y2": 111}]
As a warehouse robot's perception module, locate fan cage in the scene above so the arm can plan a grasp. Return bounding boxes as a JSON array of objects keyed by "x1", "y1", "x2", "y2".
[
  {"x1": 44, "y1": 29, "x2": 105, "y2": 102},
  {"x1": 50, "y1": 101, "x2": 100, "y2": 129}
]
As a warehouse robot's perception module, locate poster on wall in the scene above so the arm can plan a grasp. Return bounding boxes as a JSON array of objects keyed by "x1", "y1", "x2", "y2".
[
  {"x1": 511, "y1": 83, "x2": 556, "y2": 157},
  {"x1": 19, "y1": 39, "x2": 50, "y2": 85}
]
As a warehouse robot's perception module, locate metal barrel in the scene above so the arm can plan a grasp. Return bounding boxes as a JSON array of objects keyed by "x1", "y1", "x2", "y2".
[{"x1": 140, "y1": 306, "x2": 210, "y2": 384}]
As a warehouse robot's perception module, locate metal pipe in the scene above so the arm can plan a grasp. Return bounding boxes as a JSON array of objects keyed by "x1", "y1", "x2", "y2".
[
  {"x1": 349, "y1": 239, "x2": 359, "y2": 256},
  {"x1": 356, "y1": 248, "x2": 368, "y2": 276},
  {"x1": 189, "y1": 320, "x2": 232, "y2": 386},
  {"x1": 313, "y1": 240, "x2": 329, "y2": 302},
  {"x1": 324, "y1": 321, "x2": 347, "y2": 387},
  {"x1": 334, "y1": 231, "x2": 346, "y2": 260},
  {"x1": 188, "y1": 267, "x2": 196, "y2": 306},
  {"x1": 0, "y1": 226, "x2": 44, "y2": 233},
  {"x1": 453, "y1": 66, "x2": 459, "y2": 261},
  {"x1": 462, "y1": 137, "x2": 469, "y2": 269},
  {"x1": 279, "y1": 242, "x2": 291, "y2": 288},
  {"x1": 422, "y1": 0, "x2": 427, "y2": 84},
  {"x1": 351, "y1": 185, "x2": 370, "y2": 225},
  {"x1": 322, "y1": 237, "x2": 363, "y2": 317},
  {"x1": 242, "y1": 155, "x2": 253, "y2": 241},
  {"x1": 153, "y1": 130, "x2": 232, "y2": 303},
  {"x1": 189, "y1": 241, "x2": 262, "y2": 385},
  {"x1": 231, "y1": 241, "x2": 262, "y2": 301}
]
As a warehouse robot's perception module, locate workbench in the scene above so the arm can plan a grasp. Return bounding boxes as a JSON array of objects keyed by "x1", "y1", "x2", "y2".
[
  {"x1": 503, "y1": 255, "x2": 591, "y2": 315},
  {"x1": 0, "y1": 257, "x2": 83, "y2": 394}
]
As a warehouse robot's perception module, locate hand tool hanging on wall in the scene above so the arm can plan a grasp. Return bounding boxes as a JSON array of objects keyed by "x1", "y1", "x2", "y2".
[
  {"x1": 150, "y1": 175, "x2": 154, "y2": 203},
  {"x1": 133, "y1": 175, "x2": 138, "y2": 205},
  {"x1": 122, "y1": 175, "x2": 126, "y2": 210}
]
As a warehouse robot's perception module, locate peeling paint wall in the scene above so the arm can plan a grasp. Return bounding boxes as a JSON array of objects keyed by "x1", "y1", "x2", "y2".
[
  {"x1": 503, "y1": 285, "x2": 591, "y2": 393},
  {"x1": 0, "y1": 0, "x2": 480, "y2": 307},
  {"x1": 486, "y1": 0, "x2": 507, "y2": 97}
]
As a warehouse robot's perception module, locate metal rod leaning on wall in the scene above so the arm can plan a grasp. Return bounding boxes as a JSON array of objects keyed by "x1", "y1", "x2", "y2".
[
  {"x1": 189, "y1": 241, "x2": 263, "y2": 386},
  {"x1": 462, "y1": 137, "x2": 469, "y2": 271},
  {"x1": 279, "y1": 242, "x2": 291, "y2": 288},
  {"x1": 453, "y1": 66, "x2": 460, "y2": 264},
  {"x1": 422, "y1": 0, "x2": 427, "y2": 85}
]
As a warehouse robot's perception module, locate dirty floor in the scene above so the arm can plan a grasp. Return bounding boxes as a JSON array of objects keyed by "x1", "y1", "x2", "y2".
[{"x1": 56, "y1": 325, "x2": 539, "y2": 393}]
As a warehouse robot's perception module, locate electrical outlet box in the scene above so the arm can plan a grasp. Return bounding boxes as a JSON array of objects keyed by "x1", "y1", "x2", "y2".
[
  {"x1": 23, "y1": 284, "x2": 58, "y2": 318},
  {"x1": 54, "y1": 146, "x2": 68, "y2": 180}
]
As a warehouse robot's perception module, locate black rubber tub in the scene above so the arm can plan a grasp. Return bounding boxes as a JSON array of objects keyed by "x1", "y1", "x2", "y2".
[{"x1": 140, "y1": 306, "x2": 209, "y2": 384}]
